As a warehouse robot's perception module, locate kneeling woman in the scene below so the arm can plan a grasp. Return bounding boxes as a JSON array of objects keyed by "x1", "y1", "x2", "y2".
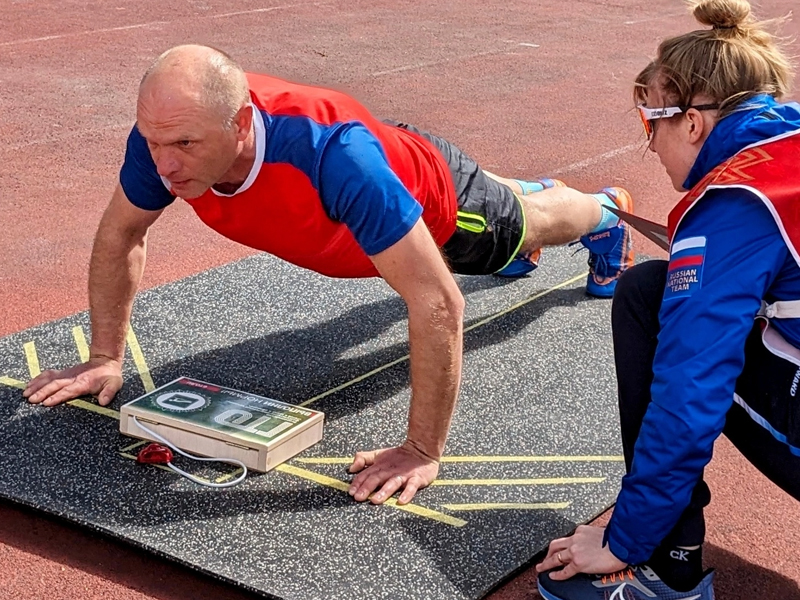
[{"x1": 538, "y1": 1, "x2": 800, "y2": 599}]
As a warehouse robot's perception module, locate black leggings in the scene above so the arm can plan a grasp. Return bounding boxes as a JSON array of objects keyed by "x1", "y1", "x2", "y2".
[{"x1": 611, "y1": 260, "x2": 800, "y2": 549}]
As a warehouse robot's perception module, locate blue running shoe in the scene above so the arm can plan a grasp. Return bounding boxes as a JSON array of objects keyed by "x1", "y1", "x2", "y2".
[
  {"x1": 538, "y1": 565, "x2": 715, "y2": 600},
  {"x1": 495, "y1": 249, "x2": 541, "y2": 278},
  {"x1": 579, "y1": 187, "x2": 635, "y2": 298}
]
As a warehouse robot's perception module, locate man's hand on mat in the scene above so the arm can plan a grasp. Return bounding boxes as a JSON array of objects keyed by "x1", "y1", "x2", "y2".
[
  {"x1": 23, "y1": 357, "x2": 123, "y2": 407},
  {"x1": 347, "y1": 443, "x2": 439, "y2": 505},
  {"x1": 536, "y1": 525, "x2": 627, "y2": 580}
]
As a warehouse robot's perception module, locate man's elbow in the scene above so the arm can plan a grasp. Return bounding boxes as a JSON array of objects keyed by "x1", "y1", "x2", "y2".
[{"x1": 415, "y1": 286, "x2": 465, "y2": 332}]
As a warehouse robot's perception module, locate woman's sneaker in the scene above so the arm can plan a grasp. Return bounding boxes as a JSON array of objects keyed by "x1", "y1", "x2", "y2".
[
  {"x1": 579, "y1": 187, "x2": 635, "y2": 298},
  {"x1": 538, "y1": 565, "x2": 716, "y2": 600}
]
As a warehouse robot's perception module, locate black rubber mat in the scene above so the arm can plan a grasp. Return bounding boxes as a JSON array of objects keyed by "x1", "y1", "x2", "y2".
[{"x1": 0, "y1": 248, "x2": 625, "y2": 600}]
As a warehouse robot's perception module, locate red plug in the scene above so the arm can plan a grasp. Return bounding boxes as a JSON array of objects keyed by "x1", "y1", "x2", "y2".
[{"x1": 137, "y1": 443, "x2": 174, "y2": 465}]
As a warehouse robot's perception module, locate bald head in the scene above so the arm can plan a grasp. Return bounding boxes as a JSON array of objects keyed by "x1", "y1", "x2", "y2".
[{"x1": 139, "y1": 45, "x2": 249, "y2": 128}]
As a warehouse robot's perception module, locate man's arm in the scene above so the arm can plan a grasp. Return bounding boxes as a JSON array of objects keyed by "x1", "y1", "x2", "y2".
[
  {"x1": 24, "y1": 184, "x2": 163, "y2": 406},
  {"x1": 311, "y1": 121, "x2": 465, "y2": 504},
  {"x1": 347, "y1": 217, "x2": 465, "y2": 504}
]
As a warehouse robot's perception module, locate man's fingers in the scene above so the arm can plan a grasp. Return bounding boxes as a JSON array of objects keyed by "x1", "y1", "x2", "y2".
[
  {"x1": 397, "y1": 476, "x2": 422, "y2": 505},
  {"x1": 350, "y1": 470, "x2": 386, "y2": 502},
  {"x1": 96, "y1": 379, "x2": 122, "y2": 406},
  {"x1": 97, "y1": 389, "x2": 116, "y2": 406},
  {"x1": 348, "y1": 450, "x2": 376, "y2": 473},
  {"x1": 370, "y1": 474, "x2": 405, "y2": 505},
  {"x1": 41, "y1": 381, "x2": 90, "y2": 407},
  {"x1": 26, "y1": 377, "x2": 75, "y2": 404},
  {"x1": 23, "y1": 370, "x2": 58, "y2": 397}
]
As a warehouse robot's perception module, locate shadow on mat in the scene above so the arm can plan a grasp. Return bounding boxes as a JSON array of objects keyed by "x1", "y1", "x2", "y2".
[{"x1": 139, "y1": 280, "x2": 596, "y2": 423}]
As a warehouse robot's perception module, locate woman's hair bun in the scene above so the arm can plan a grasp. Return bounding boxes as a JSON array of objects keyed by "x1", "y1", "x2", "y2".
[{"x1": 691, "y1": 0, "x2": 751, "y2": 30}]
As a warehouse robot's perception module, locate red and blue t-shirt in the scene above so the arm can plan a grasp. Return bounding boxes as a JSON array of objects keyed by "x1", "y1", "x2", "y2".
[{"x1": 120, "y1": 73, "x2": 457, "y2": 277}]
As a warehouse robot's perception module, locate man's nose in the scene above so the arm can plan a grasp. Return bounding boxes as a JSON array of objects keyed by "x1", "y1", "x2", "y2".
[{"x1": 153, "y1": 149, "x2": 181, "y2": 177}]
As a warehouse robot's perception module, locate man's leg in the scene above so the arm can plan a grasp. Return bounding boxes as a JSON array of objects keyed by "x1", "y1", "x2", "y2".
[
  {"x1": 484, "y1": 170, "x2": 634, "y2": 296},
  {"x1": 484, "y1": 170, "x2": 565, "y2": 196},
  {"x1": 388, "y1": 121, "x2": 632, "y2": 286},
  {"x1": 484, "y1": 170, "x2": 608, "y2": 248},
  {"x1": 611, "y1": 260, "x2": 710, "y2": 591}
]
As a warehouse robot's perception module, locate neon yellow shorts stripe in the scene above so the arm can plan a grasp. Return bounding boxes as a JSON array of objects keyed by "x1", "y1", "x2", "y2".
[
  {"x1": 493, "y1": 193, "x2": 528, "y2": 273},
  {"x1": 455, "y1": 210, "x2": 487, "y2": 233}
]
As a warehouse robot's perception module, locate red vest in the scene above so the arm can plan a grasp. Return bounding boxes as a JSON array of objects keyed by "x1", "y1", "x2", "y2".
[
  {"x1": 183, "y1": 73, "x2": 457, "y2": 278},
  {"x1": 668, "y1": 130, "x2": 800, "y2": 261}
]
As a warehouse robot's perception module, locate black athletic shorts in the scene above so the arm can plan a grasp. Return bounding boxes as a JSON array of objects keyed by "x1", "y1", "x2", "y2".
[{"x1": 387, "y1": 121, "x2": 526, "y2": 275}]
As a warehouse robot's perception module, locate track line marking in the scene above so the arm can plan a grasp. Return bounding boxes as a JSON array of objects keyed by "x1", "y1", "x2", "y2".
[
  {"x1": 24, "y1": 342, "x2": 41, "y2": 378},
  {"x1": 0, "y1": 376, "x2": 25, "y2": 390},
  {"x1": 298, "y1": 356, "x2": 408, "y2": 407},
  {"x1": 67, "y1": 400, "x2": 120, "y2": 420},
  {"x1": 119, "y1": 452, "x2": 171, "y2": 473},
  {"x1": 215, "y1": 468, "x2": 245, "y2": 484},
  {"x1": 1, "y1": 124, "x2": 132, "y2": 152},
  {"x1": 623, "y1": 11, "x2": 687, "y2": 25},
  {"x1": 551, "y1": 144, "x2": 641, "y2": 175},
  {"x1": 299, "y1": 272, "x2": 586, "y2": 407},
  {"x1": 370, "y1": 43, "x2": 537, "y2": 77},
  {"x1": 296, "y1": 455, "x2": 623, "y2": 464},
  {"x1": 126, "y1": 326, "x2": 155, "y2": 392},
  {"x1": 431, "y1": 477, "x2": 605, "y2": 486},
  {"x1": 442, "y1": 502, "x2": 570, "y2": 511},
  {"x1": 0, "y1": 2, "x2": 327, "y2": 47},
  {"x1": 72, "y1": 326, "x2": 90, "y2": 363},
  {"x1": 121, "y1": 440, "x2": 147, "y2": 453},
  {"x1": 276, "y1": 463, "x2": 467, "y2": 527}
]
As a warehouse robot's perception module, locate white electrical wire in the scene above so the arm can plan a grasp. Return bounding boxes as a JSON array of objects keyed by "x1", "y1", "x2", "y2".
[{"x1": 132, "y1": 415, "x2": 248, "y2": 488}]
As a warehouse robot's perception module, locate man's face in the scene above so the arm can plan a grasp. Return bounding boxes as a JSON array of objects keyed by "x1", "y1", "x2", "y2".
[{"x1": 137, "y1": 91, "x2": 241, "y2": 199}]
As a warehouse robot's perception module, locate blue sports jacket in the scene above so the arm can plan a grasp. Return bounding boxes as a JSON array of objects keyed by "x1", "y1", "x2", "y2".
[{"x1": 605, "y1": 95, "x2": 800, "y2": 564}]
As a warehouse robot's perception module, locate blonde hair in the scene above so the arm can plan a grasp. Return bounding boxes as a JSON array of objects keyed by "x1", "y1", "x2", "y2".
[{"x1": 634, "y1": 0, "x2": 793, "y2": 119}]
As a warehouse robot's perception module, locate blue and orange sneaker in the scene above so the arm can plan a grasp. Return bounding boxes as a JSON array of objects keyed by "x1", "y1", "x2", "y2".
[
  {"x1": 579, "y1": 187, "x2": 635, "y2": 298},
  {"x1": 495, "y1": 178, "x2": 565, "y2": 278},
  {"x1": 495, "y1": 249, "x2": 542, "y2": 277},
  {"x1": 538, "y1": 565, "x2": 715, "y2": 600}
]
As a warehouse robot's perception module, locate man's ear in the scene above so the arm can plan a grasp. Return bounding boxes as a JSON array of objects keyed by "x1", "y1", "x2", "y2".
[{"x1": 233, "y1": 104, "x2": 253, "y2": 142}]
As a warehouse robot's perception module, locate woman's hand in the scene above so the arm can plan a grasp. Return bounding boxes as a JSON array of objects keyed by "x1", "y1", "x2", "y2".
[{"x1": 536, "y1": 525, "x2": 628, "y2": 580}]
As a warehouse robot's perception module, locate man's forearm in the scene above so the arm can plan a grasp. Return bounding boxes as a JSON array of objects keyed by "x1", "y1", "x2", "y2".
[
  {"x1": 405, "y1": 299, "x2": 464, "y2": 460},
  {"x1": 88, "y1": 224, "x2": 148, "y2": 363}
]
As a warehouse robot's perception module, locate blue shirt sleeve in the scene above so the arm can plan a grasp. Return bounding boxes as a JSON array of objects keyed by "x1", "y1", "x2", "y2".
[
  {"x1": 605, "y1": 189, "x2": 789, "y2": 564},
  {"x1": 317, "y1": 123, "x2": 423, "y2": 256},
  {"x1": 119, "y1": 125, "x2": 176, "y2": 211}
]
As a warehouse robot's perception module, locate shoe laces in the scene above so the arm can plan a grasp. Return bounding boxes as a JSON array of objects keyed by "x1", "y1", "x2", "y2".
[
  {"x1": 570, "y1": 240, "x2": 612, "y2": 278},
  {"x1": 589, "y1": 251, "x2": 611, "y2": 278},
  {"x1": 600, "y1": 568, "x2": 637, "y2": 585}
]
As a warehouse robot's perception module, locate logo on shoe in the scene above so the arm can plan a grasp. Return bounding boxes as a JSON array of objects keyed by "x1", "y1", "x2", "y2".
[{"x1": 588, "y1": 230, "x2": 612, "y2": 243}]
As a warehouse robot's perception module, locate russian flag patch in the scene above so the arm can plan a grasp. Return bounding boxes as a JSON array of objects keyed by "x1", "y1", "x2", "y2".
[{"x1": 665, "y1": 236, "x2": 706, "y2": 300}]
